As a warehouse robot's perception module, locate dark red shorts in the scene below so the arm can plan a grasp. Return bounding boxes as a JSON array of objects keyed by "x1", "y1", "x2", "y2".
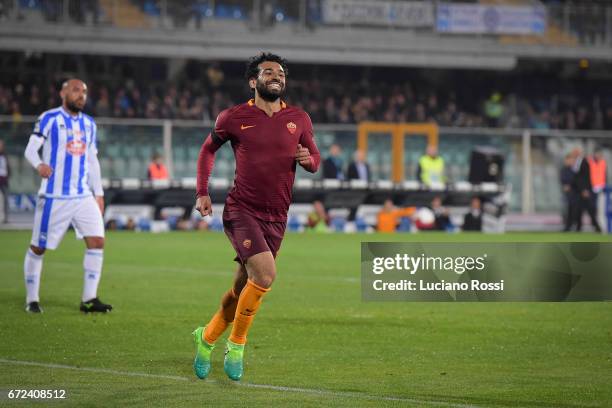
[{"x1": 223, "y1": 209, "x2": 287, "y2": 264}]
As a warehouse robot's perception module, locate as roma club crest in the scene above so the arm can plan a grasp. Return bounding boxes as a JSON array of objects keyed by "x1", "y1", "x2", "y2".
[
  {"x1": 243, "y1": 239, "x2": 252, "y2": 249},
  {"x1": 286, "y1": 122, "x2": 297, "y2": 135}
]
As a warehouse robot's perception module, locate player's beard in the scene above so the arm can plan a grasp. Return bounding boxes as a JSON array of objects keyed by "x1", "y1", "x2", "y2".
[
  {"x1": 256, "y1": 79, "x2": 284, "y2": 102},
  {"x1": 66, "y1": 99, "x2": 84, "y2": 113}
]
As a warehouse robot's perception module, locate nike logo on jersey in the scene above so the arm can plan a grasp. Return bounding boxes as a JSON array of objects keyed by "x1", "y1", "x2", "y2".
[{"x1": 241, "y1": 125, "x2": 256, "y2": 130}]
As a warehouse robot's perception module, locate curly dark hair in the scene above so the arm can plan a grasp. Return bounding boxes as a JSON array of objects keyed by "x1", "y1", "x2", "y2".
[{"x1": 244, "y1": 52, "x2": 289, "y2": 81}]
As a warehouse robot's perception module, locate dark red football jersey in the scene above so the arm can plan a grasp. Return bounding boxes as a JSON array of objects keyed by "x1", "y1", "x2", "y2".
[{"x1": 197, "y1": 99, "x2": 321, "y2": 222}]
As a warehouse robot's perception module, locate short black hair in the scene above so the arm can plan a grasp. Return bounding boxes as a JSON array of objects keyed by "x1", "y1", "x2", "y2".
[{"x1": 245, "y1": 52, "x2": 289, "y2": 81}]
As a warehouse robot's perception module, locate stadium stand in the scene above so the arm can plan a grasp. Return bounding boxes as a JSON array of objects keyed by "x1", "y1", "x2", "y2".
[
  {"x1": 0, "y1": 0, "x2": 611, "y2": 232},
  {"x1": 1, "y1": 54, "x2": 612, "y2": 130}
]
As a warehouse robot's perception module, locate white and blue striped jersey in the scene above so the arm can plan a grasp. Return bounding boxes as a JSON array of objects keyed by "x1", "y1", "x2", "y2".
[{"x1": 32, "y1": 107, "x2": 99, "y2": 198}]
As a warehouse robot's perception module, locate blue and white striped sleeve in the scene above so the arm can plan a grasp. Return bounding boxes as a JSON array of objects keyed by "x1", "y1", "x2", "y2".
[
  {"x1": 89, "y1": 120, "x2": 98, "y2": 154},
  {"x1": 32, "y1": 112, "x2": 52, "y2": 139},
  {"x1": 87, "y1": 119, "x2": 103, "y2": 196}
]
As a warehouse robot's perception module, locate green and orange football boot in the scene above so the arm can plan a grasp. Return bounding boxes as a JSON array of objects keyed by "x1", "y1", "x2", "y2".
[{"x1": 192, "y1": 326, "x2": 215, "y2": 379}]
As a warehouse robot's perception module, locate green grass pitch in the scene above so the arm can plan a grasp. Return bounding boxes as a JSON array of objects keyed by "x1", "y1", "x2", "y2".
[{"x1": 1, "y1": 230, "x2": 611, "y2": 407}]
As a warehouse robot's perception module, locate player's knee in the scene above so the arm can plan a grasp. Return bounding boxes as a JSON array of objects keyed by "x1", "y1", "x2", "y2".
[
  {"x1": 85, "y1": 237, "x2": 105, "y2": 249},
  {"x1": 29, "y1": 245, "x2": 45, "y2": 256},
  {"x1": 252, "y1": 269, "x2": 276, "y2": 289},
  {"x1": 246, "y1": 252, "x2": 276, "y2": 288}
]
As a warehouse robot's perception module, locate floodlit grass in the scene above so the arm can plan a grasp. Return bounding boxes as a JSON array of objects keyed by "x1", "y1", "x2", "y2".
[{"x1": 1, "y1": 231, "x2": 611, "y2": 407}]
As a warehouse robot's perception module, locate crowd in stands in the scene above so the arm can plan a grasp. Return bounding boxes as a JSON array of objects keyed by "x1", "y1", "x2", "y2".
[{"x1": 2, "y1": 57, "x2": 612, "y2": 130}]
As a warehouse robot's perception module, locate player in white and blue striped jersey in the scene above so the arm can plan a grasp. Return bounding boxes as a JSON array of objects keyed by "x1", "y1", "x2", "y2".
[{"x1": 23, "y1": 79, "x2": 112, "y2": 314}]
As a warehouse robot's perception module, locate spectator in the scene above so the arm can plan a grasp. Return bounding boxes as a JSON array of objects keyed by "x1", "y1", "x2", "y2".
[
  {"x1": 417, "y1": 145, "x2": 445, "y2": 186},
  {"x1": 587, "y1": 147, "x2": 607, "y2": 231},
  {"x1": 147, "y1": 153, "x2": 170, "y2": 181},
  {"x1": 322, "y1": 144, "x2": 344, "y2": 180},
  {"x1": 571, "y1": 147, "x2": 601, "y2": 232},
  {"x1": 125, "y1": 218, "x2": 137, "y2": 231},
  {"x1": 431, "y1": 196, "x2": 451, "y2": 231},
  {"x1": 560, "y1": 153, "x2": 577, "y2": 232},
  {"x1": 10, "y1": 100, "x2": 22, "y2": 123},
  {"x1": 0, "y1": 139, "x2": 9, "y2": 223},
  {"x1": 347, "y1": 149, "x2": 371, "y2": 182},
  {"x1": 603, "y1": 107, "x2": 612, "y2": 130},
  {"x1": 463, "y1": 197, "x2": 483, "y2": 231},
  {"x1": 307, "y1": 200, "x2": 329, "y2": 232},
  {"x1": 196, "y1": 218, "x2": 209, "y2": 231},
  {"x1": 484, "y1": 92, "x2": 504, "y2": 127},
  {"x1": 376, "y1": 199, "x2": 414, "y2": 233},
  {"x1": 1, "y1": 56, "x2": 612, "y2": 130},
  {"x1": 206, "y1": 62, "x2": 224, "y2": 88},
  {"x1": 95, "y1": 86, "x2": 111, "y2": 117}
]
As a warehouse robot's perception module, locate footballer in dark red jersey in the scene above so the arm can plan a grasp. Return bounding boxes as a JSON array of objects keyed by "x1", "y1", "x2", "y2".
[{"x1": 192, "y1": 53, "x2": 320, "y2": 381}]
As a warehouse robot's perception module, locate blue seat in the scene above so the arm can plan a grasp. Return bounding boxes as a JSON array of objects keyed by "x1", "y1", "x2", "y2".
[
  {"x1": 215, "y1": 5, "x2": 245, "y2": 19},
  {"x1": 288, "y1": 215, "x2": 302, "y2": 232},
  {"x1": 331, "y1": 217, "x2": 346, "y2": 232},
  {"x1": 20, "y1": 0, "x2": 41, "y2": 9},
  {"x1": 355, "y1": 216, "x2": 368, "y2": 232},
  {"x1": 167, "y1": 215, "x2": 179, "y2": 230},
  {"x1": 138, "y1": 218, "x2": 151, "y2": 231},
  {"x1": 208, "y1": 217, "x2": 223, "y2": 231},
  {"x1": 397, "y1": 217, "x2": 412, "y2": 232},
  {"x1": 143, "y1": 1, "x2": 160, "y2": 16}
]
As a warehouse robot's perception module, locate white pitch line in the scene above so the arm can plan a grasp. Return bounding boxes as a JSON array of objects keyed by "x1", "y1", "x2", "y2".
[
  {"x1": 0, "y1": 358, "x2": 188, "y2": 382},
  {"x1": 0, "y1": 358, "x2": 480, "y2": 408},
  {"x1": 234, "y1": 382, "x2": 479, "y2": 407}
]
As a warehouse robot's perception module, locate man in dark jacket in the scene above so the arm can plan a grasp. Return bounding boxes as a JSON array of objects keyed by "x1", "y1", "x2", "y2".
[
  {"x1": 0, "y1": 139, "x2": 9, "y2": 223},
  {"x1": 463, "y1": 197, "x2": 483, "y2": 231},
  {"x1": 322, "y1": 143, "x2": 344, "y2": 180},
  {"x1": 571, "y1": 147, "x2": 601, "y2": 232},
  {"x1": 560, "y1": 153, "x2": 577, "y2": 231},
  {"x1": 347, "y1": 149, "x2": 371, "y2": 182}
]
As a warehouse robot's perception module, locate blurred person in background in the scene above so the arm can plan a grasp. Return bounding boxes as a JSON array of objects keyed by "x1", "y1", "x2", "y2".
[
  {"x1": 377, "y1": 199, "x2": 414, "y2": 233},
  {"x1": 484, "y1": 92, "x2": 504, "y2": 127},
  {"x1": 560, "y1": 153, "x2": 578, "y2": 232},
  {"x1": 307, "y1": 200, "x2": 329, "y2": 232},
  {"x1": 0, "y1": 139, "x2": 9, "y2": 223},
  {"x1": 417, "y1": 145, "x2": 445, "y2": 186},
  {"x1": 462, "y1": 197, "x2": 482, "y2": 232},
  {"x1": 431, "y1": 196, "x2": 452, "y2": 231},
  {"x1": 587, "y1": 147, "x2": 607, "y2": 231},
  {"x1": 322, "y1": 143, "x2": 344, "y2": 180},
  {"x1": 147, "y1": 152, "x2": 170, "y2": 181},
  {"x1": 347, "y1": 149, "x2": 371, "y2": 182},
  {"x1": 571, "y1": 147, "x2": 601, "y2": 232}
]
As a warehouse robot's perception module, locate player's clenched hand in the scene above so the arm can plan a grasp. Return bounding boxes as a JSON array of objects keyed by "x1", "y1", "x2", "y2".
[
  {"x1": 196, "y1": 195, "x2": 213, "y2": 217},
  {"x1": 37, "y1": 164, "x2": 53, "y2": 178},
  {"x1": 295, "y1": 144, "x2": 311, "y2": 166}
]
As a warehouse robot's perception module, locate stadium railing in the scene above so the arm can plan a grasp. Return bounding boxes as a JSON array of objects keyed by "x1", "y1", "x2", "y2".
[{"x1": 1, "y1": 115, "x2": 611, "y2": 215}]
